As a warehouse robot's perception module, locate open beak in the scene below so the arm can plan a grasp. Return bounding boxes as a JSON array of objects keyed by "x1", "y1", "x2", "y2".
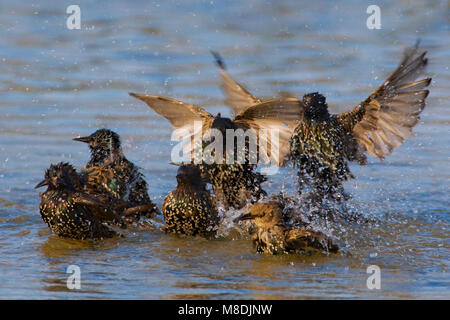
[
  {"x1": 233, "y1": 212, "x2": 253, "y2": 223},
  {"x1": 73, "y1": 136, "x2": 91, "y2": 143},
  {"x1": 34, "y1": 179, "x2": 48, "y2": 189}
]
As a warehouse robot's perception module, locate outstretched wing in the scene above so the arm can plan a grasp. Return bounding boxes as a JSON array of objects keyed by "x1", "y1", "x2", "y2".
[
  {"x1": 338, "y1": 43, "x2": 431, "y2": 160},
  {"x1": 212, "y1": 52, "x2": 261, "y2": 116},
  {"x1": 129, "y1": 93, "x2": 215, "y2": 159},
  {"x1": 129, "y1": 93, "x2": 213, "y2": 131},
  {"x1": 234, "y1": 97, "x2": 303, "y2": 166}
]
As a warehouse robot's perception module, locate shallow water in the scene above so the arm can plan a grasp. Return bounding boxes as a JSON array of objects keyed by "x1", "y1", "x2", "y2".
[{"x1": 0, "y1": 0, "x2": 449, "y2": 299}]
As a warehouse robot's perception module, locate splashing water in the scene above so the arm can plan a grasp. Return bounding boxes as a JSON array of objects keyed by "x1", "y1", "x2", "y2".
[{"x1": 0, "y1": 0, "x2": 448, "y2": 299}]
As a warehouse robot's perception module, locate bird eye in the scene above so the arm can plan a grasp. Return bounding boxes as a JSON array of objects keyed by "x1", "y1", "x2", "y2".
[{"x1": 260, "y1": 212, "x2": 266, "y2": 217}]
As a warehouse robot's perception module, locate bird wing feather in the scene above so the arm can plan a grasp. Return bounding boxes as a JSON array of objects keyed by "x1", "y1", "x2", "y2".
[
  {"x1": 220, "y1": 70, "x2": 261, "y2": 116},
  {"x1": 337, "y1": 43, "x2": 431, "y2": 160},
  {"x1": 286, "y1": 228, "x2": 338, "y2": 252},
  {"x1": 72, "y1": 190, "x2": 124, "y2": 223},
  {"x1": 211, "y1": 51, "x2": 261, "y2": 116},
  {"x1": 234, "y1": 98, "x2": 304, "y2": 165},
  {"x1": 129, "y1": 93, "x2": 215, "y2": 159}
]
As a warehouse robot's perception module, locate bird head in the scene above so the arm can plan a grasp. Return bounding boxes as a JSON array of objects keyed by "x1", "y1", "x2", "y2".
[
  {"x1": 234, "y1": 201, "x2": 284, "y2": 228},
  {"x1": 35, "y1": 162, "x2": 79, "y2": 191},
  {"x1": 174, "y1": 164, "x2": 205, "y2": 187},
  {"x1": 211, "y1": 113, "x2": 234, "y2": 135},
  {"x1": 73, "y1": 128, "x2": 122, "y2": 164},
  {"x1": 303, "y1": 92, "x2": 330, "y2": 121}
]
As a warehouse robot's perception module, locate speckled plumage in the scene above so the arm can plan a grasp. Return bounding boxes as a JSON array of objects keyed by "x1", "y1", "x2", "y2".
[
  {"x1": 198, "y1": 162, "x2": 266, "y2": 210},
  {"x1": 163, "y1": 165, "x2": 219, "y2": 237},
  {"x1": 36, "y1": 162, "x2": 116, "y2": 240},
  {"x1": 214, "y1": 45, "x2": 431, "y2": 200},
  {"x1": 235, "y1": 201, "x2": 339, "y2": 255},
  {"x1": 130, "y1": 93, "x2": 302, "y2": 210},
  {"x1": 73, "y1": 129, "x2": 157, "y2": 221},
  {"x1": 290, "y1": 111, "x2": 356, "y2": 198}
]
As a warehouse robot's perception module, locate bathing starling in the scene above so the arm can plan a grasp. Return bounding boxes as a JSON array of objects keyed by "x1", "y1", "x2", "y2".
[
  {"x1": 73, "y1": 129, "x2": 157, "y2": 220},
  {"x1": 234, "y1": 201, "x2": 339, "y2": 255},
  {"x1": 162, "y1": 164, "x2": 219, "y2": 237},
  {"x1": 129, "y1": 92, "x2": 302, "y2": 209},
  {"x1": 213, "y1": 44, "x2": 431, "y2": 199},
  {"x1": 35, "y1": 162, "x2": 117, "y2": 240}
]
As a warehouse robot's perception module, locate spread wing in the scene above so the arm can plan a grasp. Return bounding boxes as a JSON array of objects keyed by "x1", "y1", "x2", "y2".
[
  {"x1": 129, "y1": 93, "x2": 215, "y2": 159},
  {"x1": 212, "y1": 51, "x2": 261, "y2": 116},
  {"x1": 338, "y1": 43, "x2": 431, "y2": 160},
  {"x1": 234, "y1": 97, "x2": 303, "y2": 166}
]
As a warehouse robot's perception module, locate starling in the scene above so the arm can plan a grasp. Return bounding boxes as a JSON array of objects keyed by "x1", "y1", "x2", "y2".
[
  {"x1": 35, "y1": 162, "x2": 117, "y2": 240},
  {"x1": 162, "y1": 164, "x2": 219, "y2": 237},
  {"x1": 234, "y1": 201, "x2": 339, "y2": 255},
  {"x1": 73, "y1": 129, "x2": 157, "y2": 220},
  {"x1": 213, "y1": 44, "x2": 431, "y2": 199},
  {"x1": 129, "y1": 91, "x2": 302, "y2": 210}
]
